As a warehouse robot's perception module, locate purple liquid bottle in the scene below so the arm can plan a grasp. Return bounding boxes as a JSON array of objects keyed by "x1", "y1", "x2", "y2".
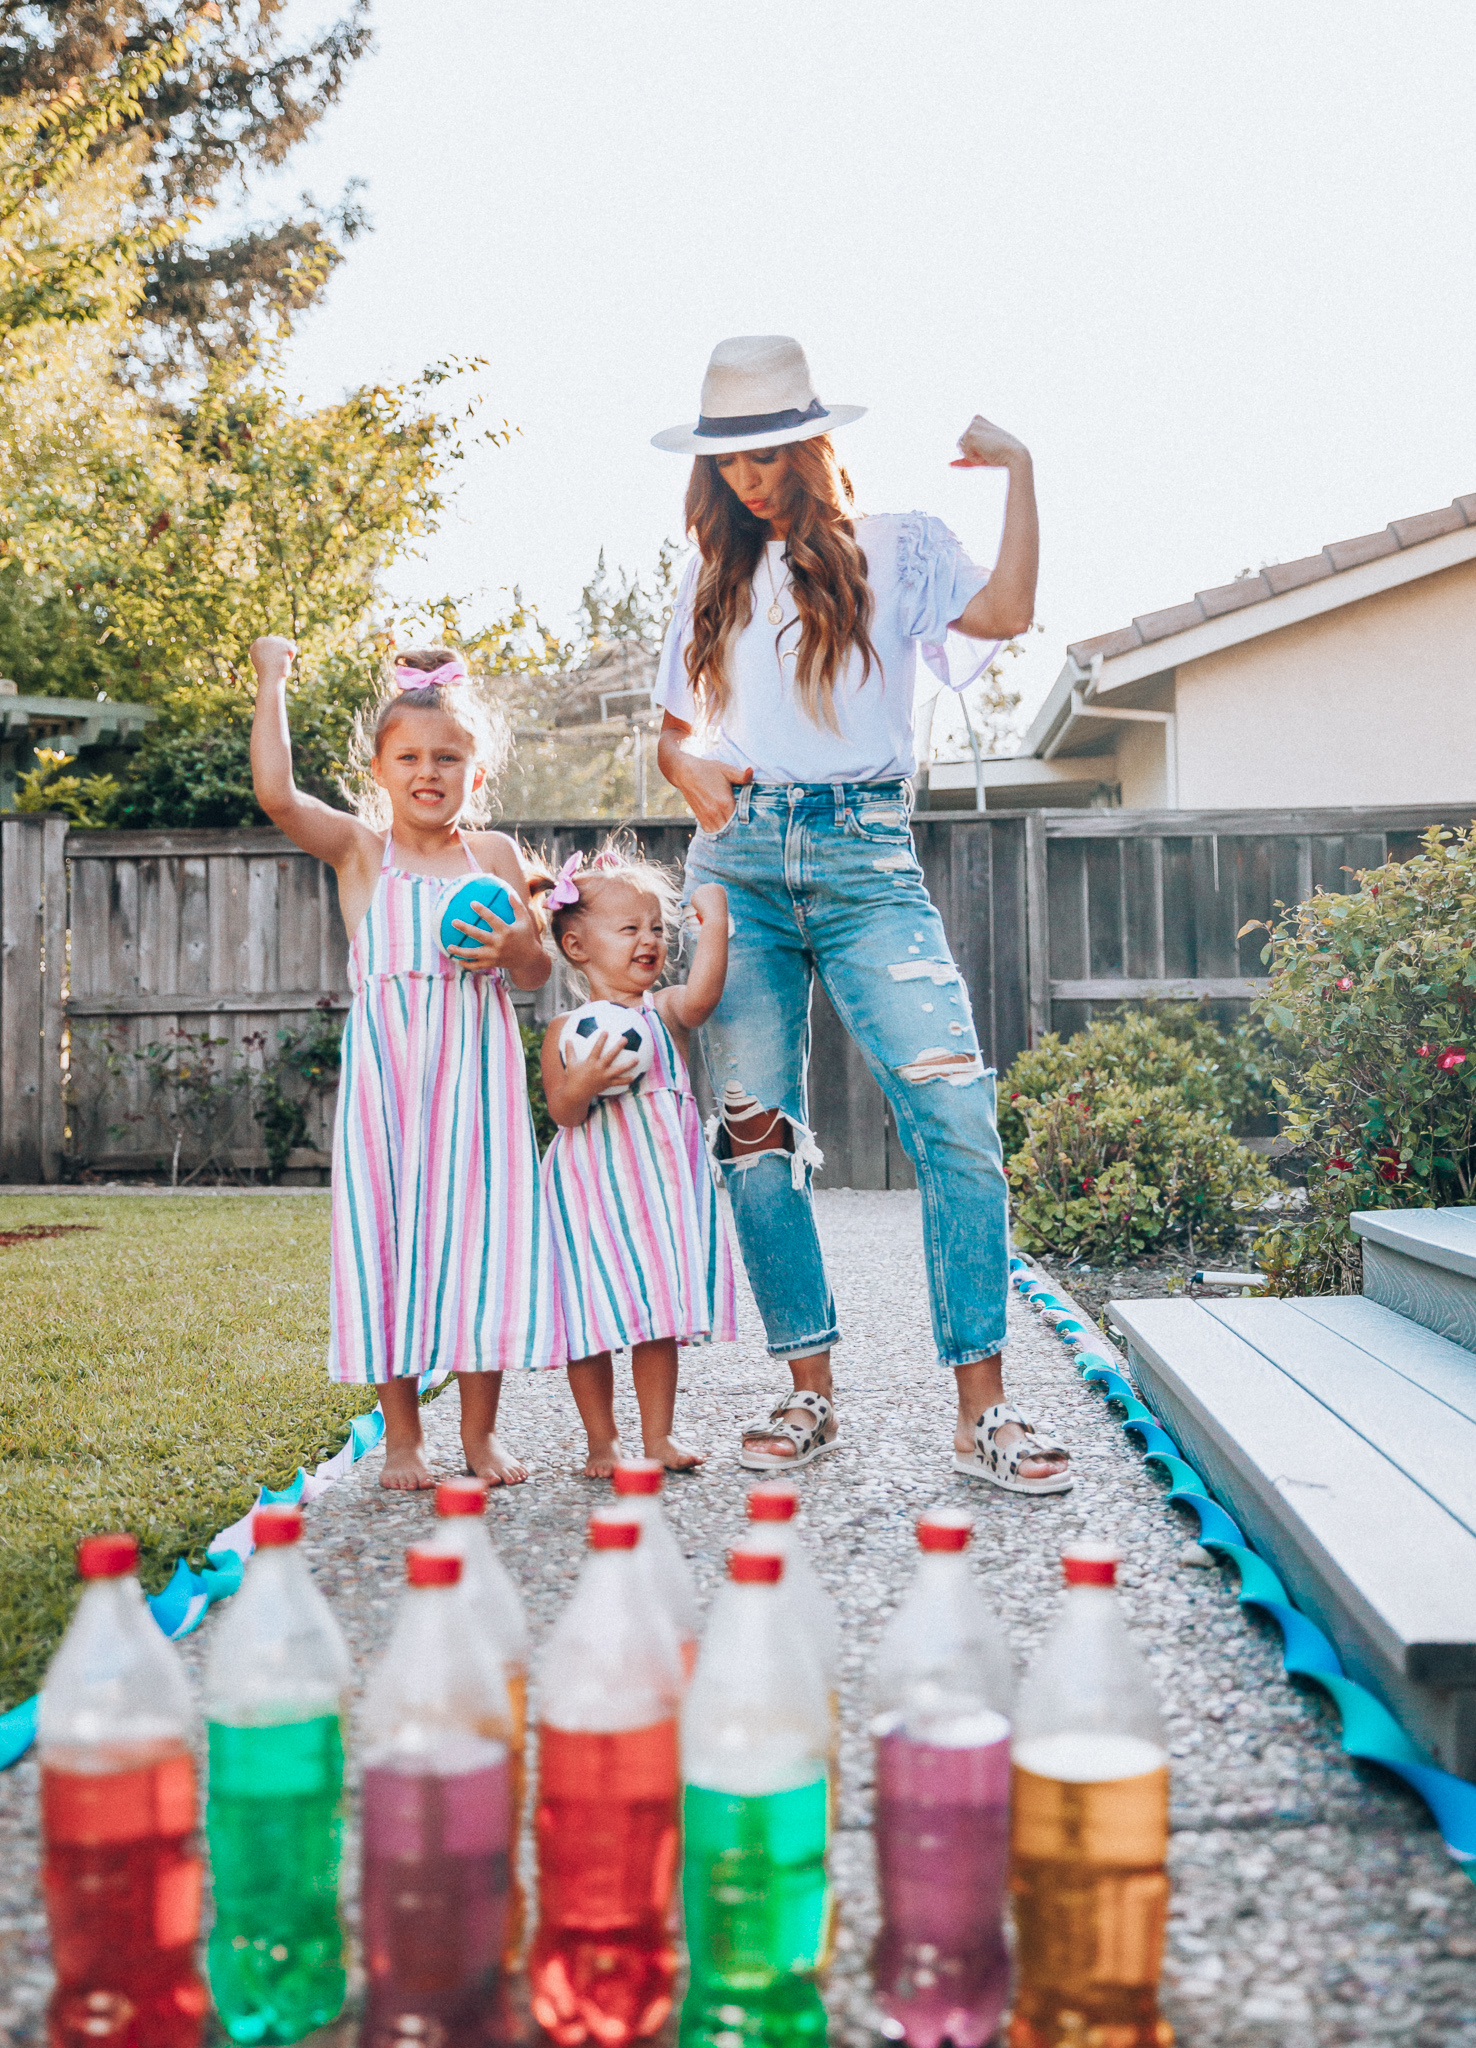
[
  {"x1": 360, "y1": 1548, "x2": 514, "y2": 2048},
  {"x1": 871, "y1": 1510, "x2": 1014, "y2": 2048}
]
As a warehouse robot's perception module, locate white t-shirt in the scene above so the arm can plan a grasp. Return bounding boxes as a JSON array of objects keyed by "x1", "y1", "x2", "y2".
[{"x1": 652, "y1": 512, "x2": 993, "y2": 785}]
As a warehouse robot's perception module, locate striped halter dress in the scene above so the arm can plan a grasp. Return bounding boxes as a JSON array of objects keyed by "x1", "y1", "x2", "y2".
[
  {"x1": 328, "y1": 832, "x2": 561, "y2": 1383},
  {"x1": 542, "y1": 999, "x2": 737, "y2": 1361}
]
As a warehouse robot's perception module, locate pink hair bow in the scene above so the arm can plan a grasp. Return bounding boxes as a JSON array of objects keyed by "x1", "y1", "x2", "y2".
[
  {"x1": 547, "y1": 855, "x2": 582, "y2": 910},
  {"x1": 393, "y1": 658, "x2": 469, "y2": 691}
]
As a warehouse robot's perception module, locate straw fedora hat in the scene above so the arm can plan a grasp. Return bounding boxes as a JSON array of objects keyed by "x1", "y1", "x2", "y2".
[{"x1": 651, "y1": 335, "x2": 866, "y2": 456}]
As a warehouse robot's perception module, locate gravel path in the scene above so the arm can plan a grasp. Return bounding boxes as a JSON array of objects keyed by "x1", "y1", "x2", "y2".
[{"x1": 3, "y1": 1189, "x2": 1474, "y2": 2044}]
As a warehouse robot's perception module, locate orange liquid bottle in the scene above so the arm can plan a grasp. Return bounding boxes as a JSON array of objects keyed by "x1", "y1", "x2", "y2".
[{"x1": 1008, "y1": 1545, "x2": 1173, "y2": 2048}]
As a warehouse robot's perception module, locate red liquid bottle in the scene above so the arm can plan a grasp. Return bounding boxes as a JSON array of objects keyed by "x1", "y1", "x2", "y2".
[
  {"x1": 360, "y1": 1548, "x2": 515, "y2": 2048},
  {"x1": 530, "y1": 1510, "x2": 685, "y2": 2046},
  {"x1": 39, "y1": 1531, "x2": 206, "y2": 2048},
  {"x1": 871, "y1": 1509, "x2": 1014, "y2": 2048}
]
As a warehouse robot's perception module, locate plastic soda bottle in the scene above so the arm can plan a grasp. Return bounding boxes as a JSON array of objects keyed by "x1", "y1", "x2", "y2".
[
  {"x1": 611, "y1": 1459, "x2": 700, "y2": 1679},
  {"x1": 530, "y1": 1510, "x2": 684, "y2": 2046},
  {"x1": 745, "y1": 1482, "x2": 840, "y2": 1707},
  {"x1": 203, "y1": 1503, "x2": 352, "y2": 2042},
  {"x1": 38, "y1": 1531, "x2": 207, "y2": 2048},
  {"x1": 1009, "y1": 1544, "x2": 1174, "y2": 2048},
  {"x1": 679, "y1": 1548, "x2": 832, "y2": 2048},
  {"x1": 360, "y1": 1547, "x2": 515, "y2": 2048},
  {"x1": 870, "y1": 1508, "x2": 1014, "y2": 2048},
  {"x1": 430, "y1": 1477, "x2": 531, "y2": 1961}
]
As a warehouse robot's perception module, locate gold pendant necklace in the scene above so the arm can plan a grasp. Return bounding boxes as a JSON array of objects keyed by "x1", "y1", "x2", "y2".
[{"x1": 764, "y1": 549, "x2": 791, "y2": 627}]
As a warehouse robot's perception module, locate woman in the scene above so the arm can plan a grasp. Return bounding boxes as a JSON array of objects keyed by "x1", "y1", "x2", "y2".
[{"x1": 651, "y1": 334, "x2": 1070, "y2": 1493}]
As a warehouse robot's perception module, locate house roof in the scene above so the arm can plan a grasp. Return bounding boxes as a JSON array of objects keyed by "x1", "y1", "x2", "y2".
[
  {"x1": 1017, "y1": 489, "x2": 1476, "y2": 764},
  {"x1": 1066, "y1": 493, "x2": 1476, "y2": 669}
]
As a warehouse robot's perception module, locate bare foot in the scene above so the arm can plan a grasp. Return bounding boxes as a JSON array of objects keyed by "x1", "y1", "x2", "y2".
[
  {"x1": 644, "y1": 1433, "x2": 706, "y2": 1472},
  {"x1": 583, "y1": 1435, "x2": 624, "y2": 1480},
  {"x1": 380, "y1": 1443, "x2": 436, "y2": 1491},
  {"x1": 464, "y1": 1432, "x2": 529, "y2": 1486}
]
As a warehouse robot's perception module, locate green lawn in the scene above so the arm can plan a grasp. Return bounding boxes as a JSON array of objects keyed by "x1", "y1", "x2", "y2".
[{"x1": 0, "y1": 1194, "x2": 377, "y2": 1712}]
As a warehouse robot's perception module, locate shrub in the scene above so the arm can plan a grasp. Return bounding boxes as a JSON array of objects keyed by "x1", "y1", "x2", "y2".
[
  {"x1": 254, "y1": 1004, "x2": 344, "y2": 1181},
  {"x1": 998, "y1": 1004, "x2": 1274, "y2": 1160},
  {"x1": 1245, "y1": 824, "x2": 1476, "y2": 1291},
  {"x1": 1007, "y1": 1081, "x2": 1272, "y2": 1262}
]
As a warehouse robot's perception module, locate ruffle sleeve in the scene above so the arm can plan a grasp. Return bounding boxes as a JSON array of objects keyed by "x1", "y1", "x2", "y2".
[
  {"x1": 895, "y1": 511, "x2": 998, "y2": 692},
  {"x1": 652, "y1": 552, "x2": 701, "y2": 723},
  {"x1": 896, "y1": 512, "x2": 989, "y2": 643}
]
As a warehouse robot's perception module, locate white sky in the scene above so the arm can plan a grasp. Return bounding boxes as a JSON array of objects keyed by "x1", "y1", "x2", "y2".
[{"x1": 252, "y1": 0, "x2": 1476, "y2": 729}]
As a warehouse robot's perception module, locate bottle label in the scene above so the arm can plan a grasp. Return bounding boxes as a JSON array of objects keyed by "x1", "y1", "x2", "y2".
[{"x1": 538, "y1": 1720, "x2": 679, "y2": 1802}]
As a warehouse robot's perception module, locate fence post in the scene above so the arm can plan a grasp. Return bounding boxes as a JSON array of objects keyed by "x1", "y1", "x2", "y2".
[
  {"x1": 1024, "y1": 810, "x2": 1051, "y2": 1047},
  {"x1": 0, "y1": 813, "x2": 67, "y2": 1182},
  {"x1": 41, "y1": 815, "x2": 67, "y2": 1181}
]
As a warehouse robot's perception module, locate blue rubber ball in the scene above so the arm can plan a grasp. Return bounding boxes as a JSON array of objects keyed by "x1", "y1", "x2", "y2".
[{"x1": 439, "y1": 875, "x2": 517, "y2": 958}]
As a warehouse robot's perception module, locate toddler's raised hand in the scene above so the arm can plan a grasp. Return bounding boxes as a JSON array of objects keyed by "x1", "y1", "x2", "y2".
[
  {"x1": 250, "y1": 636, "x2": 297, "y2": 687},
  {"x1": 689, "y1": 883, "x2": 727, "y2": 926}
]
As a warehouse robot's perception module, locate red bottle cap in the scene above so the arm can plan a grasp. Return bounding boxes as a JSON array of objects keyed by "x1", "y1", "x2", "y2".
[
  {"x1": 917, "y1": 1509, "x2": 972, "y2": 1553},
  {"x1": 729, "y1": 1549, "x2": 784, "y2": 1585},
  {"x1": 611, "y1": 1460, "x2": 664, "y2": 1496},
  {"x1": 406, "y1": 1548, "x2": 462, "y2": 1587},
  {"x1": 1062, "y1": 1544, "x2": 1119, "y2": 1587},
  {"x1": 747, "y1": 1483, "x2": 798, "y2": 1522},
  {"x1": 436, "y1": 1478, "x2": 488, "y2": 1517},
  {"x1": 77, "y1": 1532, "x2": 138, "y2": 1580},
  {"x1": 252, "y1": 1505, "x2": 304, "y2": 1548},
  {"x1": 588, "y1": 1516, "x2": 640, "y2": 1551}
]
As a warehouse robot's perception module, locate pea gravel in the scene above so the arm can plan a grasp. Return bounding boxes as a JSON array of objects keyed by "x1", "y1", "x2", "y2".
[{"x1": 2, "y1": 1190, "x2": 1473, "y2": 2044}]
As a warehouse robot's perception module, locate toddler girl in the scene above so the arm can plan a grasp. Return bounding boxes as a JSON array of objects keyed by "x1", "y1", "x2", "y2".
[
  {"x1": 250, "y1": 637, "x2": 561, "y2": 1489},
  {"x1": 539, "y1": 843, "x2": 737, "y2": 1475}
]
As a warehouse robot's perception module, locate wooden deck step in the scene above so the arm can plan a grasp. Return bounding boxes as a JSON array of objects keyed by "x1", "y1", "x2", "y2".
[
  {"x1": 1353, "y1": 1206, "x2": 1476, "y2": 1353},
  {"x1": 1111, "y1": 1294, "x2": 1476, "y2": 1779}
]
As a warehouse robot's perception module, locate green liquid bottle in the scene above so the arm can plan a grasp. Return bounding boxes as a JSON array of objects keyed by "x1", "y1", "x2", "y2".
[
  {"x1": 679, "y1": 1549, "x2": 832, "y2": 2048},
  {"x1": 203, "y1": 1507, "x2": 352, "y2": 2045},
  {"x1": 206, "y1": 1716, "x2": 346, "y2": 2042}
]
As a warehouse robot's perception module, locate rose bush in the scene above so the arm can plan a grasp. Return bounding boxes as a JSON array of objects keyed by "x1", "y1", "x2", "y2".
[{"x1": 1246, "y1": 824, "x2": 1476, "y2": 1293}]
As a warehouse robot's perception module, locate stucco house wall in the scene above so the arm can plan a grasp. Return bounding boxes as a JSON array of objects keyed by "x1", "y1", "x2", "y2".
[{"x1": 1172, "y1": 556, "x2": 1476, "y2": 811}]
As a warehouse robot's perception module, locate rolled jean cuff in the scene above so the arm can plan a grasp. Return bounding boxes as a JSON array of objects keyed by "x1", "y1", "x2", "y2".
[
  {"x1": 938, "y1": 1334, "x2": 1007, "y2": 1371},
  {"x1": 767, "y1": 1328, "x2": 841, "y2": 1361}
]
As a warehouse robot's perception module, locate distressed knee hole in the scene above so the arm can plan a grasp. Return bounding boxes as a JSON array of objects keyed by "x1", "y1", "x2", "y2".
[
  {"x1": 707, "y1": 1089, "x2": 825, "y2": 1188},
  {"x1": 895, "y1": 1046, "x2": 986, "y2": 1087}
]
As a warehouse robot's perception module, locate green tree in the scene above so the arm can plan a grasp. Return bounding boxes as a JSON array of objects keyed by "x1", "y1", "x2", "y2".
[{"x1": 0, "y1": 1, "x2": 372, "y2": 372}]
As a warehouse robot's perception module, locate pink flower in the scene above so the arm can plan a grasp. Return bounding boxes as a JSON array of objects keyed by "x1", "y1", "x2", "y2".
[
  {"x1": 1417, "y1": 1044, "x2": 1434, "y2": 1057},
  {"x1": 1438, "y1": 1047, "x2": 1467, "y2": 1072},
  {"x1": 1337, "y1": 976, "x2": 1354, "y2": 991}
]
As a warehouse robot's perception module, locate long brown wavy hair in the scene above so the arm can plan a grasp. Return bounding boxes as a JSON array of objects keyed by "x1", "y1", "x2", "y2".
[{"x1": 683, "y1": 435, "x2": 878, "y2": 732}]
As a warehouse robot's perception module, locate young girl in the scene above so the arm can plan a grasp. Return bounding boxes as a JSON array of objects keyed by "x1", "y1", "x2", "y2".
[
  {"x1": 249, "y1": 636, "x2": 561, "y2": 1490},
  {"x1": 539, "y1": 844, "x2": 737, "y2": 1476}
]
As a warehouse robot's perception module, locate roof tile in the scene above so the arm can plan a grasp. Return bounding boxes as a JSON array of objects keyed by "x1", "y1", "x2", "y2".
[
  {"x1": 1133, "y1": 599, "x2": 1207, "y2": 643},
  {"x1": 1389, "y1": 505, "x2": 1466, "y2": 548},
  {"x1": 1323, "y1": 529, "x2": 1397, "y2": 572},
  {"x1": 1196, "y1": 574, "x2": 1273, "y2": 617},
  {"x1": 1263, "y1": 554, "x2": 1334, "y2": 595},
  {"x1": 1066, "y1": 625, "x2": 1144, "y2": 667},
  {"x1": 1453, "y1": 494, "x2": 1476, "y2": 526}
]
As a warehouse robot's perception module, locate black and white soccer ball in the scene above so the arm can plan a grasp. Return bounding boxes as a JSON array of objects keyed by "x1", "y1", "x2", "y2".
[{"x1": 559, "y1": 1000, "x2": 655, "y2": 1099}]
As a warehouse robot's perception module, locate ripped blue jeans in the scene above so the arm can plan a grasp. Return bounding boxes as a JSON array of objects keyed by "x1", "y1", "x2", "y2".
[{"x1": 682, "y1": 780, "x2": 1009, "y2": 1370}]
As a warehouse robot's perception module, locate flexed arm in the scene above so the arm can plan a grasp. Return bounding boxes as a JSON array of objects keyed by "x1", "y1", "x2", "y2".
[
  {"x1": 949, "y1": 418, "x2": 1038, "y2": 643},
  {"x1": 249, "y1": 636, "x2": 372, "y2": 869}
]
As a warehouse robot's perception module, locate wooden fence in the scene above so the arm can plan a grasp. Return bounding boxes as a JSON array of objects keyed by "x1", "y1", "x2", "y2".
[{"x1": 0, "y1": 800, "x2": 1468, "y2": 1188}]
